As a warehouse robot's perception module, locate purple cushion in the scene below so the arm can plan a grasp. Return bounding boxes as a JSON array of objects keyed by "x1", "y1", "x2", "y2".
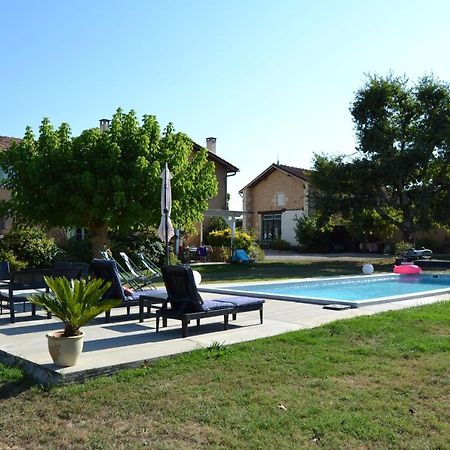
[
  {"x1": 215, "y1": 296, "x2": 264, "y2": 307},
  {"x1": 202, "y1": 300, "x2": 235, "y2": 311}
]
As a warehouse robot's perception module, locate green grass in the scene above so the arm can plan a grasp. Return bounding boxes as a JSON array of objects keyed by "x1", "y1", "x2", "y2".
[
  {"x1": 194, "y1": 257, "x2": 395, "y2": 283},
  {"x1": 0, "y1": 301, "x2": 449, "y2": 449}
]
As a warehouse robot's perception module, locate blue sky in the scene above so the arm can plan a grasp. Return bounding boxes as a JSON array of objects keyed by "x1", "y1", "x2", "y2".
[{"x1": 1, "y1": 1, "x2": 450, "y2": 209}]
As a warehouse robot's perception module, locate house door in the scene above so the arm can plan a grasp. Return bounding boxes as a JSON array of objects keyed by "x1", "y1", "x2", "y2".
[{"x1": 261, "y1": 213, "x2": 282, "y2": 245}]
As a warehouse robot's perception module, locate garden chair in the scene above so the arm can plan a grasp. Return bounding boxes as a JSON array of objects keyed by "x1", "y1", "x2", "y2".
[
  {"x1": 90, "y1": 259, "x2": 166, "y2": 322},
  {"x1": 2, "y1": 266, "x2": 82, "y2": 323},
  {"x1": 119, "y1": 252, "x2": 158, "y2": 289},
  {"x1": 0, "y1": 261, "x2": 10, "y2": 290},
  {"x1": 156, "y1": 265, "x2": 264, "y2": 338},
  {"x1": 138, "y1": 252, "x2": 162, "y2": 277},
  {"x1": 100, "y1": 250, "x2": 146, "y2": 290}
]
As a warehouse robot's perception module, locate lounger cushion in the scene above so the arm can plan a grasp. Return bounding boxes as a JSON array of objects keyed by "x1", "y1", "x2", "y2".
[
  {"x1": 215, "y1": 297, "x2": 264, "y2": 307},
  {"x1": 202, "y1": 300, "x2": 236, "y2": 311}
]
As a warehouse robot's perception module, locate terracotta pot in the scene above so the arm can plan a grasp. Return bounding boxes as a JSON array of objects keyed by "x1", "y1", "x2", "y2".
[{"x1": 46, "y1": 330, "x2": 85, "y2": 367}]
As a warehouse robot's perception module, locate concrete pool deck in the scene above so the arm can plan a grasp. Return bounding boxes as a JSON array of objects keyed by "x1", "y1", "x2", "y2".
[{"x1": 0, "y1": 286, "x2": 449, "y2": 385}]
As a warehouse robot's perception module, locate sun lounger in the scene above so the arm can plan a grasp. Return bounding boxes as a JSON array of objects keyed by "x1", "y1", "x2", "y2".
[
  {"x1": 156, "y1": 265, "x2": 264, "y2": 337},
  {"x1": 90, "y1": 259, "x2": 165, "y2": 322}
]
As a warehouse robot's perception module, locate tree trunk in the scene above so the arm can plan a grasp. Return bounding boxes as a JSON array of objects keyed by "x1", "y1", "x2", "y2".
[
  {"x1": 400, "y1": 220, "x2": 415, "y2": 244},
  {"x1": 89, "y1": 221, "x2": 110, "y2": 258}
]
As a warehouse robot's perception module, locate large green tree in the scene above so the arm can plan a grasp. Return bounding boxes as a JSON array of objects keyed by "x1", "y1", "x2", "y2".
[
  {"x1": 312, "y1": 74, "x2": 450, "y2": 243},
  {"x1": 0, "y1": 109, "x2": 218, "y2": 256}
]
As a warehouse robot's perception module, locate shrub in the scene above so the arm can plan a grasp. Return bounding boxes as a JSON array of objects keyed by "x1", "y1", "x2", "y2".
[
  {"x1": 393, "y1": 241, "x2": 413, "y2": 256},
  {"x1": 207, "y1": 228, "x2": 264, "y2": 261},
  {"x1": 207, "y1": 216, "x2": 228, "y2": 232},
  {"x1": 58, "y1": 236, "x2": 93, "y2": 263},
  {"x1": 110, "y1": 225, "x2": 165, "y2": 267},
  {"x1": 2, "y1": 225, "x2": 61, "y2": 268},
  {"x1": 248, "y1": 245, "x2": 265, "y2": 261},
  {"x1": 0, "y1": 247, "x2": 27, "y2": 271},
  {"x1": 294, "y1": 215, "x2": 329, "y2": 251},
  {"x1": 207, "y1": 228, "x2": 254, "y2": 253},
  {"x1": 269, "y1": 238, "x2": 291, "y2": 251}
]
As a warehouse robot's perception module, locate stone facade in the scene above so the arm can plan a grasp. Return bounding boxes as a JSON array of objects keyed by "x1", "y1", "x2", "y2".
[{"x1": 240, "y1": 164, "x2": 311, "y2": 245}]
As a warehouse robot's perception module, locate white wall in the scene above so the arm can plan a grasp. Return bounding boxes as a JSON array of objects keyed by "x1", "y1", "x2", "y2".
[{"x1": 281, "y1": 210, "x2": 305, "y2": 245}]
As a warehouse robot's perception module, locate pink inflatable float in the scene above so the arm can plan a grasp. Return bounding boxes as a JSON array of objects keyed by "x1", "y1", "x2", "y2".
[{"x1": 393, "y1": 264, "x2": 422, "y2": 275}]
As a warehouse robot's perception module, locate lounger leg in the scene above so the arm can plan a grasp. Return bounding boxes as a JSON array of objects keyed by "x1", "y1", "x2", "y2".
[
  {"x1": 156, "y1": 316, "x2": 160, "y2": 332},
  {"x1": 260, "y1": 307, "x2": 263, "y2": 324},
  {"x1": 224, "y1": 314, "x2": 229, "y2": 330},
  {"x1": 9, "y1": 296, "x2": 15, "y2": 324},
  {"x1": 105, "y1": 310, "x2": 111, "y2": 323},
  {"x1": 31, "y1": 304, "x2": 36, "y2": 316},
  {"x1": 196, "y1": 319, "x2": 200, "y2": 327},
  {"x1": 139, "y1": 298, "x2": 144, "y2": 323},
  {"x1": 232, "y1": 313, "x2": 237, "y2": 321},
  {"x1": 182, "y1": 319, "x2": 188, "y2": 338}
]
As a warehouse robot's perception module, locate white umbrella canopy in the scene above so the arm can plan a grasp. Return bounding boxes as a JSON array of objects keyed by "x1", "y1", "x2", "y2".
[{"x1": 158, "y1": 163, "x2": 175, "y2": 263}]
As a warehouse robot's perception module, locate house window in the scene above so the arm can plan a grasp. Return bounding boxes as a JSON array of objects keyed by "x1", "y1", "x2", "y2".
[
  {"x1": 275, "y1": 192, "x2": 285, "y2": 207},
  {"x1": 261, "y1": 213, "x2": 282, "y2": 244}
]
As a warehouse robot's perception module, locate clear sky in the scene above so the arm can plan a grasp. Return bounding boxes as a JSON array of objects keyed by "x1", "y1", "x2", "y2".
[{"x1": 1, "y1": 0, "x2": 450, "y2": 210}]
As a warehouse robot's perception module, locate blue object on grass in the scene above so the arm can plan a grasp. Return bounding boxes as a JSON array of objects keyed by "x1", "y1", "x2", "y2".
[{"x1": 232, "y1": 249, "x2": 253, "y2": 263}]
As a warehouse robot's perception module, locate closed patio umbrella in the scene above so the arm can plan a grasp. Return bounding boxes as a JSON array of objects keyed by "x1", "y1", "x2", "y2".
[{"x1": 158, "y1": 163, "x2": 175, "y2": 265}]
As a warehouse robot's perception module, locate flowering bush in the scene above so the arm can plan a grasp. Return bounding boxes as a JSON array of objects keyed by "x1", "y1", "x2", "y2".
[{"x1": 207, "y1": 228, "x2": 264, "y2": 261}]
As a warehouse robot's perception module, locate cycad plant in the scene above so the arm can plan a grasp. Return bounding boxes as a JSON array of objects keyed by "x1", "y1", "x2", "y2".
[{"x1": 28, "y1": 276, "x2": 122, "y2": 337}]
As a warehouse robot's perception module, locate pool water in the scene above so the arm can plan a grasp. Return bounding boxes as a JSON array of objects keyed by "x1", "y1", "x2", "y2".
[{"x1": 199, "y1": 274, "x2": 450, "y2": 308}]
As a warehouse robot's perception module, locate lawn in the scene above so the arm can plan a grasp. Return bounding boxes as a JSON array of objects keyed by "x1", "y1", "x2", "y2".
[
  {"x1": 193, "y1": 256, "x2": 395, "y2": 283},
  {"x1": 0, "y1": 300, "x2": 449, "y2": 449}
]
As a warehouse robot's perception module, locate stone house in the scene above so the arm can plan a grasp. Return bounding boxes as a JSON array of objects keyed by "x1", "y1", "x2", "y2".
[
  {"x1": 239, "y1": 163, "x2": 312, "y2": 246},
  {"x1": 188, "y1": 137, "x2": 240, "y2": 246}
]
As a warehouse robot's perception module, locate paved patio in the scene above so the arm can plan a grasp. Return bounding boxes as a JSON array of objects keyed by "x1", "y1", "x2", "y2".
[{"x1": 0, "y1": 286, "x2": 448, "y2": 385}]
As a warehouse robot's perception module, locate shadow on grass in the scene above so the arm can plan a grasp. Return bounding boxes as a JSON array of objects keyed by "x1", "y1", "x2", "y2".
[
  {"x1": 197, "y1": 261, "x2": 394, "y2": 283},
  {"x1": 0, "y1": 376, "x2": 36, "y2": 400}
]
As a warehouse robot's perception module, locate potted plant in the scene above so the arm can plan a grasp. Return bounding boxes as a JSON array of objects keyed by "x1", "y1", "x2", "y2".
[{"x1": 28, "y1": 276, "x2": 121, "y2": 367}]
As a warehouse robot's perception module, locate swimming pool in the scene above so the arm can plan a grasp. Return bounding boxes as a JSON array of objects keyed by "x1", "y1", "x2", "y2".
[{"x1": 198, "y1": 274, "x2": 450, "y2": 308}]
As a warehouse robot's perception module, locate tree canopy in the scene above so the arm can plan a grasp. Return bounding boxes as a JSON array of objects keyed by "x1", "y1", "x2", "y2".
[
  {"x1": 311, "y1": 74, "x2": 450, "y2": 243},
  {"x1": 0, "y1": 109, "x2": 218, "y2": 256}
]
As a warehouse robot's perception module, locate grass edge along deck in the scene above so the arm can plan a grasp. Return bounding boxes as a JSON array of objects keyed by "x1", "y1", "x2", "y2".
[{"x1": 198, "y1": 273, "x2": 450, "y2": 308}]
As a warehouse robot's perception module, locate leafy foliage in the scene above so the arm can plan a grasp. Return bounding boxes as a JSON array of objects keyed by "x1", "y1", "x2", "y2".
[
  {"x1": 110, "y1": 224, "x2": 165, "y2": 266},
  {"x1": 1, "y1": 225, "x2": 61, "y2": 268},
  {"x1": 0, "y1": 109, "x2": 218, "y2": 256},
  {"x1": 58, "y1": 236, "x2": 93, "y2": 263},
  {"x1": 312, "y1": 74, "x2": 450, "y2": 243},
  {"x1": 207, "y1": 216, "x2": 228, "y2": 232},
  {"x1": 207, "y1": 228, "x2": 265, "y2": 261},
  {"x1": 294, "y1": 215, "x2": 329, "y2": 251},
  {"x1": 268, "y1": 238, "x2": 291, "y2": 251},
  {"x1": 28, "y1": 277, "x2": 121, "y2": 337}
]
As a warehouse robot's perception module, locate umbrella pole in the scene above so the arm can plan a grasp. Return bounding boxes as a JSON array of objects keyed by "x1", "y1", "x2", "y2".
[{"x1": 164, "y1": 166, "x2": 170, "y2": 266}]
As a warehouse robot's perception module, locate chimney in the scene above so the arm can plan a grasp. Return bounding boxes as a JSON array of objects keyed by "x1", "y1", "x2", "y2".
[
  {"x1": 99, "y1": 118, "x2": 110, "y2": 131},
  {"x1": 206, "y1": 137, "x2": 216, "y2": 154}
]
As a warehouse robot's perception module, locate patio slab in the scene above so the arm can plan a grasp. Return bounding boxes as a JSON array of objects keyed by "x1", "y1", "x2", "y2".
[{"x1": 0, "y1": 289, "x2": 448, "y2": 385}]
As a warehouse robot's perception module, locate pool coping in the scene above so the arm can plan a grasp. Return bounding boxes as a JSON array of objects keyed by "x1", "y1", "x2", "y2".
[{"x1": 198, "y1": 273, "x2": 450, "y2": 308}]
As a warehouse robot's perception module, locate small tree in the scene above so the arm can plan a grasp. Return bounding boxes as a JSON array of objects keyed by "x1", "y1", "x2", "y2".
[{"x1": 0, "y1": 109, "x2": 218, "y2": 257}]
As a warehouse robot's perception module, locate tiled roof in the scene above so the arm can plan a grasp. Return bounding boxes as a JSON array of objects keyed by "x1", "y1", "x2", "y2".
[
  {"x1": 192, "y1": 141, "x2": 239, "y2": 173},
  {"x1": 0, "y1": 136, "x2": 20, "y2": 151},
  {"x1": 274, "y1": 164, "x2": 312, "y2": 181},
  {"x1": 239, "y1": 163, "x2": 312, "y2": 192}
]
